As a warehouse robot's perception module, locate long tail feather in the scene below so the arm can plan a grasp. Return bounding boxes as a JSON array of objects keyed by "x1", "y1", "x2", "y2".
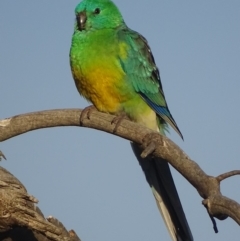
[{"x1": 131, "y1": 142, "x2": 193, "y2": 241}]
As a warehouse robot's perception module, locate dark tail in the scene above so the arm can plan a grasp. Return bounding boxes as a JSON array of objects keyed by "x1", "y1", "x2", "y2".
[{"x1": 131, "y1": 142, "x2": 193, "y2": 241}]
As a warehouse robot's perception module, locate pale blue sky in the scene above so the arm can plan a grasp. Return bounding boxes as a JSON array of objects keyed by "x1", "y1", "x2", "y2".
[{"x1": 1, "y1": 1, "x2": 240, "y2": 241}]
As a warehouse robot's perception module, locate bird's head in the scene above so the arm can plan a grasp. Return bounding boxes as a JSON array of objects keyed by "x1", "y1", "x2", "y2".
[{"x1": 74, "y1": 0, "x2": 124, "y2": 32}]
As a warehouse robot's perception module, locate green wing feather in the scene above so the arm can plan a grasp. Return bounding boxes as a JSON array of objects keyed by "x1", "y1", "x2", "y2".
[{"x1": 117, "y1": 27, "x2": 183, "y2": 139}]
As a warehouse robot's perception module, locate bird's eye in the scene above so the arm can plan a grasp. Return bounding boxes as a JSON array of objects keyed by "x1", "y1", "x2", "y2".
[{"x1": 94, "y1": 8, "x2": 100, "y2": 14}]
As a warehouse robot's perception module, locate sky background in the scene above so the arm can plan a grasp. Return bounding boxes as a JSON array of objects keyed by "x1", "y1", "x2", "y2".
[{"x1": 1, "y1": 1, "x2": 240, "y2": 241}]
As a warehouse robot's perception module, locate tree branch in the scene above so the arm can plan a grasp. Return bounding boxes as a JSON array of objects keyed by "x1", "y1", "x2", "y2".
[
  {"x1": 0, "y1": 166, "x2": 81, "y2": 241},
  {"x1": 0, "y1": 108, "x2": 240, "y2": 230}
]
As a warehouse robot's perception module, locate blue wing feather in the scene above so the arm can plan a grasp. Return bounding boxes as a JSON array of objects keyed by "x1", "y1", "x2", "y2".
[{"x1": 141, "y1": 93, "x2": 183, "y2": 140}]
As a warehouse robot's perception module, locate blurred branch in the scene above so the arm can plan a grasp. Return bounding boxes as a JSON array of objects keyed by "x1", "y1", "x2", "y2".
[
  {"x1": 0, "y1": 151, "x2": 6, "y2": 161},
  {"x1": 0, "y1": 109, "x2": 240, "y2": 228},
  {"x1": 0, "y1": 166, "x2": 81, "y2": 241}
]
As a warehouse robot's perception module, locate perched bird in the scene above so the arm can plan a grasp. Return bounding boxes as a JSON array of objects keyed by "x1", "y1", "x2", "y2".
[{"x1": 70, "y1": 0, "x2": 193, "y2": 240}]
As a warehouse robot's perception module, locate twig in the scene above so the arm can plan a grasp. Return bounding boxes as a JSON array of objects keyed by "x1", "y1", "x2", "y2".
[{"x1": 217, "y1": 170, "x2": 240, "y2": 182}]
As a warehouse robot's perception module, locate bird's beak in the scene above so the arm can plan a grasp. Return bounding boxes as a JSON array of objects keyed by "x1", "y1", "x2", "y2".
[{"x1": 76, "y1": 11, "x2": 87, "y2": 31}]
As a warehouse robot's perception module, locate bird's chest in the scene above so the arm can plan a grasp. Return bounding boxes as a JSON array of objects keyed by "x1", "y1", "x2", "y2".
[{"x1": 71, "y1": 36, "x2": 130, "y2": 113}]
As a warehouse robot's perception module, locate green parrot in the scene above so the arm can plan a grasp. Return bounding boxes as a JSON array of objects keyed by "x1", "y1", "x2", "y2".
[{"x1": 70, "y1": 0, "x2": 193, "y2": 240}]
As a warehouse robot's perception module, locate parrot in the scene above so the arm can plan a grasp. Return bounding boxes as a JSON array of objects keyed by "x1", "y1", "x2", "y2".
[{"x1": 70, "y1": 0, "x2": 193, "y2": 240}]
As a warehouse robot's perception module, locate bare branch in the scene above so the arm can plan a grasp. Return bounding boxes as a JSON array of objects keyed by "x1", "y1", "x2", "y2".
[
  {"x1": 0, "y1": 109, "x2": 240, "y2": 227},
  {"x1": 217, "y1": 170, "x2": 240, "y2": 182}
]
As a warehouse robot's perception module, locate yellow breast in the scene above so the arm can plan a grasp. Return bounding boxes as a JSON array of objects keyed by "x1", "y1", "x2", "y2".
[{"x1": 73, "y1": 59, "x2": 127, "y2": 113}]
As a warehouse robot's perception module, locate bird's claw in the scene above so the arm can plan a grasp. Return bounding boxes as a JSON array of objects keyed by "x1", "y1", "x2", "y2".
[
  {"x1": 141, "y1": 133, "x2": 162, "y2": 158},
  {"x1": 80, "y1": 105, "x2": 96, "y2": 125},
  {"x1": 111, "y1": 114, "x2": 129, "y2": 133}
]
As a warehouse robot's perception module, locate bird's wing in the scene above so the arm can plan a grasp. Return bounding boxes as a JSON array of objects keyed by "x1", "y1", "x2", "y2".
[{"x1": 117, "y1": 27, "x2": 183, "y2": 139}]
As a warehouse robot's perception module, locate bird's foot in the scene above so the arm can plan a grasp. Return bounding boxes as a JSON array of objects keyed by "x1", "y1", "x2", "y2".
[
  {"x1": 80, "y1": 105, "x2": 96, "y2": 125},
  {"x1": 111, "y1": 113, "x2": 130, "y2": 133},
  {"x1": 141, "y1": 132, "x2": 162, "y2": 158}
]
